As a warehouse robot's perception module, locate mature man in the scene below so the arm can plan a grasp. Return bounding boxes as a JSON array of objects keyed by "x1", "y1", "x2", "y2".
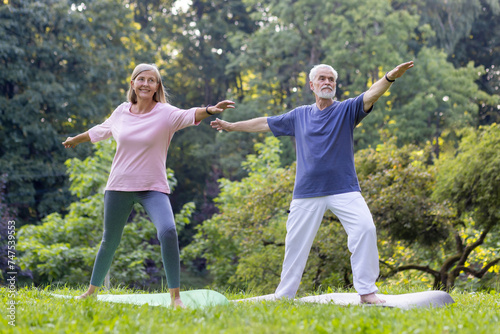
[{"x1": 211, "y1": 61, "x2": 414, "y2": 304}]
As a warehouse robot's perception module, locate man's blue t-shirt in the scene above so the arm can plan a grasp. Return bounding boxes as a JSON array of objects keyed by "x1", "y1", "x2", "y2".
[{"x1": 267, "y1": 93, "x2": 371, "y2": 199}]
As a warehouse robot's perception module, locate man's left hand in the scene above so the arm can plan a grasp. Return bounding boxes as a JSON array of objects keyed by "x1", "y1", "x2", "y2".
[{"x1": 386, "y1": 61, "x2": 414, "y2": 81}]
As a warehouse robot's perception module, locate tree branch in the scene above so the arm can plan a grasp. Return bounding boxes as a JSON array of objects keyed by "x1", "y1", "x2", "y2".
[
  {"x1": 456, "y1": 224, "x2": 493, "y2": 267},
  {"x1": 454, "y1": 230, "x2": 464, "y2": 253},
  {"x1": 440, "y1": 254, "x2": 461, "y2": 275},
  {"x1": 379, "y1": 262, "x2": 440, "y2": 279},
  {"x1": 454, "y1": 257, "x2": 500, "y2": 279},
  {"x1": 262, "y1": 240, "x2": 285, "y2": 247}
]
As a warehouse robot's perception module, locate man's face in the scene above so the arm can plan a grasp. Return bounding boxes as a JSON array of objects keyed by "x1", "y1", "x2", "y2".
[{"x1": 310, "y1": 67, "x2": 336, "y2": 99}]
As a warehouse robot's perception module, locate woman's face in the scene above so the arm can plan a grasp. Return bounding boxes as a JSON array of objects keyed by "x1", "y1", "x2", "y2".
[{"x1": 131, "y1": 70, "x2": 159, "y2": 101}]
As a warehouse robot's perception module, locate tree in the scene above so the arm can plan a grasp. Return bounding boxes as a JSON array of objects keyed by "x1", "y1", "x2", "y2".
[
  {"x1": 0, "y1": 0, "x2": 153, "y2": 225},
  {"x1": 432, "y1": 124, "x2": 500, "y2": 289},
  {"x1": 356, "y1": 127, "x2": 499, "y2": 290},
  {"x1": 218, "y1": 0, "x2": 422, "y2": 166},
  {"x1": 355, "y1": 136, "x2": 453, "y2": 289},
  {"x1": 356, "y1": 137, "x2": 450, "y2": 246},
  {"x1": 415, "y1": 0, "x2": 484, "y2": 54},
  {"x1": 125, "y1": 0, "x2": 259, "y2": 227},
  {"x1": 386, "y1": 47, "x2": 499, "y2": 156},
  {"x1": 449, "y1": 0, "x2": 500, "y2": 125},
  {"x1": 0, "y1": 173, "x2": 31, "y2": 283}
]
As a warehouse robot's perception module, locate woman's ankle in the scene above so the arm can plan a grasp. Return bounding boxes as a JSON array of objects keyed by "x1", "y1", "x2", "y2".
[{"x1": 169, "y1": 287, "x2": 185, "y2": 308}]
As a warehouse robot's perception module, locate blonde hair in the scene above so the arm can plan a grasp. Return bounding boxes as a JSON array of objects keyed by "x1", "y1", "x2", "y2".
[{"x1": 127, "y1": 63, "x2": 169, "y2": 103}]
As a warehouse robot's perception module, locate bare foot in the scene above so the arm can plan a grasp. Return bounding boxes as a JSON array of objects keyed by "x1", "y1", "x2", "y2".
[
  {"x1": 171, "y1": 298, "x2": 186, "y2": 309},
  {"x1": 75, "y1": 292, "x2": 96, "y2": 300},
  {"x1": 169, "y1": 287, "x2": 186, "y2": 309},
  {"x1": 75, "y1": 285, "x2": 99, "y2": 300},
  {"x1": 360, "y1": 292, "x2": 386, "y2": 304}
]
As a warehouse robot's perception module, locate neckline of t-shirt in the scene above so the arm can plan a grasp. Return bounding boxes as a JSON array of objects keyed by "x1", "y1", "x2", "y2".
[
  {"x1": 313, "y1": 100, "x2": 338, "y2": 112},
  {"x1": 127, "y1": 102, "x2": 160, "y2": 117}
]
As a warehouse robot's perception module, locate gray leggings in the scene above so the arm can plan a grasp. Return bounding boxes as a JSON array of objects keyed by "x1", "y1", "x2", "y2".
[{"x1": 90, "y1": 191, "x2": 180, "y2": 288}]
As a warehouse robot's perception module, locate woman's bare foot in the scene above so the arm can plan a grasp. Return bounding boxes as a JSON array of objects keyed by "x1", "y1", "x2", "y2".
[
  {"x1": 76, "y1": 285, "x2": 99, "y2": 300},
  {"x1": 360, "y1": 292, "x2": 386, "y2": 304},
  {"x1": 170, "y1": 287, "x2": 186, "y2": 309},
  {"x1": 171, "y1": 298, "x2": 186, "y2": 309}
]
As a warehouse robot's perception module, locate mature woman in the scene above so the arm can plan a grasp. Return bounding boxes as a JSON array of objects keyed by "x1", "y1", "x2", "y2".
[{"x1": 63, "y1": 63, "x2": 234, "y2": 308}]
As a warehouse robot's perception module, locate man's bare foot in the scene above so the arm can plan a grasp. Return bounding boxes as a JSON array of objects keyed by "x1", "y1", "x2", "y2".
[{"x1": 360, "y1": 292, "x2": 386, "y2": 304}]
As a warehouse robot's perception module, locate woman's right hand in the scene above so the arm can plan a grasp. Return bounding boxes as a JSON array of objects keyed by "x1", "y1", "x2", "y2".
[
  {"x1": 62, "y1": 132, "x2": 90, "y2": 148},
  {"x1": 62, "y1": 137, "x2": 78, "y2": 148}
]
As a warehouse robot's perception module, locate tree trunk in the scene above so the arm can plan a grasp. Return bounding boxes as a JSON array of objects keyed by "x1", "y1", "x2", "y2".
[{"x1": 381, "y1": 224, "x2": 497, "y2": 291}]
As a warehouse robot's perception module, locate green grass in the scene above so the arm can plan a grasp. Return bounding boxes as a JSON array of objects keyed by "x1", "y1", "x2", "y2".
[{"x1": 1, "y1": 285, "x2": 498, "y2": 334}]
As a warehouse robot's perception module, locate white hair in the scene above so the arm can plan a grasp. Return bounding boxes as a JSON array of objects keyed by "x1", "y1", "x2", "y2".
[{"x1": 309, "y1": 64, "x2": 338, "y2": 82}]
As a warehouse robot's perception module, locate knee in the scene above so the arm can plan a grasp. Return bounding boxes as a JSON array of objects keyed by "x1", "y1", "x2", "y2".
[
  {"x1": 159, "y1": 226, "x2": 178, "y2": 243},
  {"x1": 353, "y1": 220, "x2": 377, "y2": 240},
  {"x1": 363, "y1": 222, "x2": 377, "y2": 234},
  {"x1": 100, "y1": 238, "x2": 120, "y2": 252}
]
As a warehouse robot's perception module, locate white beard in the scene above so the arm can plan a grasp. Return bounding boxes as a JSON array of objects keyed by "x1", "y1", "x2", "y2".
[{"x1": 315, "y1": 86, "x2": 336, "y2": 99}]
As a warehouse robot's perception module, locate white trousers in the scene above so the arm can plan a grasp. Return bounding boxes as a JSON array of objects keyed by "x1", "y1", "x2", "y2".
[{"x1": 274, "y1": 192, "x2": 380, "y2": 298}]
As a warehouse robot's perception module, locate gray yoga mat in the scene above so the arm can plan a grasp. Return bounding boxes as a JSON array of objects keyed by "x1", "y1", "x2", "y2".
[{"x1": 232, "y1": 291, "x2": 455, "y2": 309}]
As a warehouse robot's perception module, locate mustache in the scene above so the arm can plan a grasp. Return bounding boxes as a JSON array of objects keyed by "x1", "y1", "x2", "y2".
[{"x1": 315, "y1": 86, "x2": 336, "y2": 99}]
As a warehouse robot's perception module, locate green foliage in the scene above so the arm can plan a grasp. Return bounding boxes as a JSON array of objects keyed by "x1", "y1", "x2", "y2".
[
  {"x1": 141, "y1": 0, "x2": 258, "y2": 212},
  {"x1": 387, "y1": 47, "x2": 496, "y2": 149},
  {"x1": 434, "y1": 124, "x2": 500, "y2": 227},
  {"x1": 356, "y1": 126, "x2": 500, "y2": 290},
  {"x1": 425, "y1": 124, "x2": 500, "y2": 285},
  {"x1": 182, "y1": 136, "x2": 292, "y2": 292},
  {"x1": 449, "y1": 0, "x2": 500, "y2": 124},
  {"x1": 217, "y1": 0, "x2": 499, "y2": 156},
  {"x1": 356, "y1": 136, "x2": 451, "y2": 245},
  {"x1": 416, "y1": 0, "x2": 484, "y2": 53},
  {"x1": 0, "y1": 0, "x2": 153, "y2": 224}
]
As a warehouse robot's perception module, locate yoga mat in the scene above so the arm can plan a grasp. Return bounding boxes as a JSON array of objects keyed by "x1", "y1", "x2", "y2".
[
  {"x1": 232, "y1": 291, "x2": 455, "y2": 310},
  {"x1": 52, "y1": 289, "x2": 229, "y2": 309}
]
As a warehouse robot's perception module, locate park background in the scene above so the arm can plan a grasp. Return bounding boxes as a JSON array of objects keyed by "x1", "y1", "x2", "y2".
[{"x1": 1, "y1": 0, "x2": 499, "y2": 299}]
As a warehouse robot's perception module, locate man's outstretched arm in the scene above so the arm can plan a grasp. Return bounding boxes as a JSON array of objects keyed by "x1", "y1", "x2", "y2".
[
  {"x1": 210, "y1": 116, "x2": 271, "y2": 133},
  {"x1": 363, "y1": 61, "x2": 414, "y2": 112}
]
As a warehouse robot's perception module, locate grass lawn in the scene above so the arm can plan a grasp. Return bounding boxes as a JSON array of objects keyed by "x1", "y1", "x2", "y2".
[{"x1": 1, "y1": 285, "x2": 498, "y2": 333}]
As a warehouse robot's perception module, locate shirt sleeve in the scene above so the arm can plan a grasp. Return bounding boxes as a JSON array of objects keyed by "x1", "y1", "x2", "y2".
[
  {"x1": 351, "y1": 93, "x2": 371, "y2": 127},
  {"x1": 88, "y1": 104, "x2": 122, "y2": 143},
  {"x1": 167, "y1": 106, "x2": 200, "y2": 132},
  {"x1": 267, "y1": 110, "x2": 296, "y2": 137}
]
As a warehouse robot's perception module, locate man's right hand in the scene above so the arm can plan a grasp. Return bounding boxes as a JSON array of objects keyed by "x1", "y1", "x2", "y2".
[
  {"x1": 211, "y1": 116, "x2": 270, "y2": 133},
  {"x1": 211, "y1": 118, "x2": 233, "y2": 132}
]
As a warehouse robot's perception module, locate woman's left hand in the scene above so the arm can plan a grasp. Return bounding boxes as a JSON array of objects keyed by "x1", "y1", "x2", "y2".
[{"x1": 208, "y1": 100, "x2": 236, "y2": 115}]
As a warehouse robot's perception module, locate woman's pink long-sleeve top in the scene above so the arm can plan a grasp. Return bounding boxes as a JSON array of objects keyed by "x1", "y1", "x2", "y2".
[{"x1": 88, "y1": 102, "x2": 199, "y2": 194}]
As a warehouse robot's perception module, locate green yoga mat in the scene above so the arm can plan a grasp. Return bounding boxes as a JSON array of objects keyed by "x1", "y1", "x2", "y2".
[{"x1": 52, "y1": 289, "x2": 229, "y2": 309}]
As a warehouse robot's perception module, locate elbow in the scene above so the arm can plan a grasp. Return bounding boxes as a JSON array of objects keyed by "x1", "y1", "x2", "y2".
[{"x1": 363, "y1": 97, "x2": 377, "y2": 111}]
